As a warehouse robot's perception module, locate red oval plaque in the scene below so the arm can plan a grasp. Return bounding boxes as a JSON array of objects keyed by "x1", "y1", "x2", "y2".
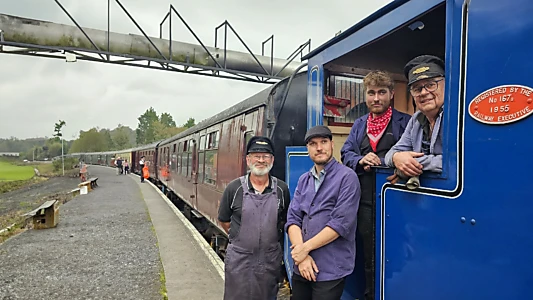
[{"x1": 468, "y1": 85, "x2": 533, "y2": 125}]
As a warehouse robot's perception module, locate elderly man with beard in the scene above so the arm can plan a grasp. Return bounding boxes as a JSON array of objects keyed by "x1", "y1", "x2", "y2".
[
  {"x1": 385, "y1": 55, "x2": 445, "y2": 182},
  {"x1": 286, "y1": 126, "x2": 360, "y2": 300},
  {"x1": 217, "y1": 136, "x2": 290, "y2": 300},
  {"x1": 340, "y1": 70, "x2": 410, "y2": 300}
]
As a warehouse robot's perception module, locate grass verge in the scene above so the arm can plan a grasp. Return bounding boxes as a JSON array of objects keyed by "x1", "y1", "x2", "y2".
[
  {"x1": 0, "y1": 161, "x2": 34, "y2": 181},
  {"x1": 160, "y1": 268, "x2": 168, "y2": 300},
  {"x1": 0, "y1": 176, "x2": 48, "y2": 194}
]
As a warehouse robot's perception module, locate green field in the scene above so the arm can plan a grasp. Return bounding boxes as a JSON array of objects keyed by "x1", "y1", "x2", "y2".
[{"x1": 0, "y1": 161, "x2": 35, "y2": 181}]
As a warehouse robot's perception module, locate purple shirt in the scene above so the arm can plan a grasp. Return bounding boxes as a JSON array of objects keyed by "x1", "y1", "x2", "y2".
[{"x1": 285, "y1": 158, "x2": 361, "y2": 281}]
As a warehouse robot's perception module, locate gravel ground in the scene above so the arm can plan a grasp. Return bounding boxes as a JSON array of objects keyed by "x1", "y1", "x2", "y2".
[
  {"x1": 0, "y1": 176, "x2": 81, "y2": 216},
  {"x1": 0, "y1": 167, "x2": 162, "y2": 300}
]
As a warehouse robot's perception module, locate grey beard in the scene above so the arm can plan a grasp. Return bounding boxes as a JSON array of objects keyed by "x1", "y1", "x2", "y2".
[{"x1": 249, "y1": 164, "x2": 272, "y2": 176}]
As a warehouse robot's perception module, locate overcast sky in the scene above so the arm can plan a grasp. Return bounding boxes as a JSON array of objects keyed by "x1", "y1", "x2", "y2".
[{"x1": 0, "y1": 0, "x2": 391, "y2": 140}]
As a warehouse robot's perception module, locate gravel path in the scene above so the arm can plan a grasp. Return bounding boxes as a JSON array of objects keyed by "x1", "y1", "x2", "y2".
[{"x1": 0, "y1": 167, "x2": 162, "y2": 300}]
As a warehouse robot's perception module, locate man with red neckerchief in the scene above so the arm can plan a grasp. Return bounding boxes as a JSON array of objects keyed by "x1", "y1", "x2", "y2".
[{"x1": 340, "y1": 70, "x2": 410, "y2": 300}]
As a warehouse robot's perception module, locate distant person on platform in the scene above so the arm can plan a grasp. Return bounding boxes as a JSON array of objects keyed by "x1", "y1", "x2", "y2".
[
  {"x1": 115, "y1": 157, "x2": 123, "y2": 175},
  {"x1": 385, "y1": 55, "x2": 445, "y2": 184},
  {"x1": 139, "y1": 156, "x2": 145, "y2": 182},
  {"x1": 217, "y1": 136, "x2": 290, "y2": 300},
  {"x1": 340, "y1": 70, "x2": 410, "y2": 300},
  {"x1": 286, "y1": 126, "x2": 360, "y2": 300},
  {"x1": 124, "y1": 159, "x2": 129, "y2": 174}
]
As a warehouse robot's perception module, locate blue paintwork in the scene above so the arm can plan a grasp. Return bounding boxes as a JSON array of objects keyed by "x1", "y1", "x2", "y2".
[
  {"x1": 375, "y1": 1, "x2": 533, "y2": 299},
  {"x1": 284, "y1": 147, "x2": 314, "y2": 286},
  {"x1": 305, "y1": 0, "x2": 444, "y2": 72},
  {"x1": 307, "y1": 64, "x2": 324, "y2": 130},
  {"x1": 283, "y1": 147, "x2": 367, "y2": 299},
  {"x1": 288, "y1": 0, "x2": 533, "y2": 299}
]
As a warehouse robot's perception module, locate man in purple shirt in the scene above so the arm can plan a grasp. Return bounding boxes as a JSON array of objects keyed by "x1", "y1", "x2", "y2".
[{"x1": 286, "y1": 125, "x2": 361, "y2": 300}]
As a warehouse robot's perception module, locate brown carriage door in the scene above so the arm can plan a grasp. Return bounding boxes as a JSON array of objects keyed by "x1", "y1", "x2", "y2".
[
  {"x1": 240, "y1": 110, "x2": 259, "y2": 175},
  {"x1": 191, "y1": 141, "x2": 198, "y2": 209},
  {"x1": 242, "y1": 131, "x2": 255, "y2": 175}
]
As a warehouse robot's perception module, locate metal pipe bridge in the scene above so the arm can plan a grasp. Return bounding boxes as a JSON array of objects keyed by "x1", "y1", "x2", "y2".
[{"x1": 0, "y1": 0, "x2": 311, "y2": 84}]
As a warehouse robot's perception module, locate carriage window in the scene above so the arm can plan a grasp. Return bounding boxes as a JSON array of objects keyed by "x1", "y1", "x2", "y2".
[
  {"x1": 198, "y1": 151, "x2": 205, "y2": 183},
  {"x1": 181, "y1": 154, "x2": 188, "y2": 176},
  {"x1": 207, "y1": 131, "x2": 219, "y2": 149},
  {"x1": 176, "y1": 142, "x2": 182, "y2": 173},
  {"x1": 199, "y1": 135, "x2": 206, "y2": 151},
  {"x1": 324, "y1": 74, "x2": 367, "y2": 125},
  {"x1": 204, "y1": 150, "x2": 217, "y2": 185},
  {"x1": 186, "y1": 139, "x2": 194, "y2": 177}
]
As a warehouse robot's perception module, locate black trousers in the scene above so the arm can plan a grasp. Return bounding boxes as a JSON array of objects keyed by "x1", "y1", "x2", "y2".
[
  {"x1": 291, "y1": 273, "x2": 345, "y2": 300},
  {"x1": 357, "y1": 201, "x2": 375, "y2": 300},
  {"x1": 358, "y1": 174, "x2": 376, "y2": 300}
]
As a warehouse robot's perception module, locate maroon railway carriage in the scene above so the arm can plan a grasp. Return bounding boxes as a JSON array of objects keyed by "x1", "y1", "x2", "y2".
[{"x1": 154, "y1": 71, "x2": 307, "y2": 251}]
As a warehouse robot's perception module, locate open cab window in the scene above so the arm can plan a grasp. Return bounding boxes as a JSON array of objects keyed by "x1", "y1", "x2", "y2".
[{"x1": 322, "y1": 3, "x2": 446, "y2": 177}]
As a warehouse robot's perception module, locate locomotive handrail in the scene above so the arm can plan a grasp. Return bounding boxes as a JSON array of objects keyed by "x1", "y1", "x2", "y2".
[{"x1": 268, "y1": 62, "x2": 308, "y2": 140}]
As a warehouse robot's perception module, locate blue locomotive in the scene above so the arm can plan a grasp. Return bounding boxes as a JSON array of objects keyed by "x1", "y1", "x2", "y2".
[{"x1": 284, "y1": 0, "x2": 533, "y2": 299}]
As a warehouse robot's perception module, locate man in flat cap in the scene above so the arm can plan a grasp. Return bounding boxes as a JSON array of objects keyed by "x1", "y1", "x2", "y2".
[
  {"x1": 385, "y1": 55, "x2": 445, "y2": 183},
  {"x1": 340, "y1": 70, "x2": 410, "y2": 300},
  {"x1": 218, "y1": 136, "x2": 290, "y2": 300},
  {"x1": 286, "y1": 126, "x2": 360, "y2": 300}
]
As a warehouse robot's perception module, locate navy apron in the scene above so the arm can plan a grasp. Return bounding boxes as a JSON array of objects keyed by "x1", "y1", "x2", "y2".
[{"x1": 223, "y1": 175, "x2": 282, "y2": 300}]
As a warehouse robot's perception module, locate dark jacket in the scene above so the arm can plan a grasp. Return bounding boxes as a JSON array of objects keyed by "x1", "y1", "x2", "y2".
[{"x1": 340, "y1": 108, "x2": 411, "y2": 175}]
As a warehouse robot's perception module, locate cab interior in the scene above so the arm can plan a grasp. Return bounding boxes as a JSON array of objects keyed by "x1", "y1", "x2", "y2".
[{"x1": 322, "y1": 3, "x2": 446, "y2": 161}]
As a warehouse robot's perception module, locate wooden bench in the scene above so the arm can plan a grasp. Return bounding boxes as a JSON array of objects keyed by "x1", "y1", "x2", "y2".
[
  {"x1": 23, "y1": 200, "x2": 59, "y2": 229},
  {"x1": 78, "y1": 177, "x2": 98, "y2": 193},
  {"x1": 70, "y1": 188, "x2": 81, "y2": 196},
  {"x1": 89, "y1": 177, "x2": 98, "y2": 189},
  {"x1": 78, "y1": 180, "x2": 92, "y2": 192}
]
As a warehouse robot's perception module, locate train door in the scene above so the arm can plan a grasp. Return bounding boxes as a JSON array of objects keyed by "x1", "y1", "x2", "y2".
[
  {"x1": 190, "y1": 139, "x2": 198, "y2": 209},
  {"x1": 240, "y1": 110, "x2": 259, "y2": 175},
  {"x1": 131, "y1": 152, "x2": 137, "y2": 173},
  {"x1": 164, "y1": 146, "x2": 170, "y2": 181},
  {"x1": 241, "y1": 131, "x2": 255, "y2": 174}
]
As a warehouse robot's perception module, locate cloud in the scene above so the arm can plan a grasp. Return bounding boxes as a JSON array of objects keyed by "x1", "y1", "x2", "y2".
[{"x1": 0, "y1": 0, "x2": 391, "y2": 139}]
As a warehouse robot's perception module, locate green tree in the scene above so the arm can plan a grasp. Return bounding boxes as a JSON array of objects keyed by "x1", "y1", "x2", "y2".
[
  {"x1": 160, "y1": 113, "x2": 177, "y2": 128},
  {"x1": 100, "y1": 129, "x2": 115, "y2": 150},
  {"x1": 153, "y1": 121, "x2": 186, "y2": 141},
  {"x1": 69, "y1": 128, "x2": 109, "y2": 153},
  {"x1": 47, "y1": 142, "x2": 63, "y2": 157},
  {"x1": 53, "y1": 120, "x2": 66, "y2": 139},
  {"x1": 136, "y1": 107, "x2": 159, "y2": 145},
  {"x1": 183, "y1": 117, "x2": 195, "y2": 129},
  {"x1": 112, "y1": 125, "x2": 132, "y2": 149}
]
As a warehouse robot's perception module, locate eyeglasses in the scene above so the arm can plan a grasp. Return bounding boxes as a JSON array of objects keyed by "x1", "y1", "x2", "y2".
[
  {"x1": 249, "y1": 154, "x2": 273, "y2": 161},
  {"x1": 409, "y1": 79, "x2": 444, "y2": 96}
]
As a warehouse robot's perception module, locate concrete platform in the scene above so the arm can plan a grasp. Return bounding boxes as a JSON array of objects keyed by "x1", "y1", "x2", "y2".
[
  {"x1": 133, "y1": 171, "x2": 224, "y2": 300},
  {"x1": 0, "y1": 166, "x2": 224, "y2": 300}
]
